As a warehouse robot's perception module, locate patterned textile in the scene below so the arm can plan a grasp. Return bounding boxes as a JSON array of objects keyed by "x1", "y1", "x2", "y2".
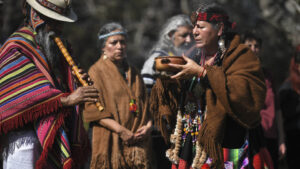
[
  {"x1": 0, "y1": 26, "x2": 89, "y2": 169},
  {"x1": 251, "y1": 147, "x2": 273, "y2": 169},
  {"x1": 30, "y1": 7, "x2": 45, "y2": 32},
  {"x1": 223, "y1": 142, "x2": 249, "y2": 169},
  {"x1": 171, "y1": 126, "x2": 249, "y2": 169}
]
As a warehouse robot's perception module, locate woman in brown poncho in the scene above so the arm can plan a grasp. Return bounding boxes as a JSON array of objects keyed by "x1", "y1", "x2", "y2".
[
  {"x1": 83, "y1": 22, "x2": 152, "y2": 169},
  {"x1": 150, "y1": 3, "x2": 266, "y2": 169}
]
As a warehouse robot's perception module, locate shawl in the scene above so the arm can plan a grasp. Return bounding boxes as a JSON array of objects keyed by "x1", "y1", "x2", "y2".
[
  {"x1": 83, "y1": 57, "x2": 151, "y2": 169},
  {"x1": 0, "y1": 27, "x2": 89, "y2": 169},
  {"x1": 150, "y1": 35, "x2": 266, "y2": 169}
]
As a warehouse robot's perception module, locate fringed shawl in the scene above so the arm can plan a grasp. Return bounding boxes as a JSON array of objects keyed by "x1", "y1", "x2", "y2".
[
  {"x1": 150, "y1": 35, "x2": 266, "y2": 169},
  {"x1": 0, "y1": 27, "x2": 89, "y2": 169},
  {"x1": 83, "y1": 57, "x2": 151, "y2": 169}
]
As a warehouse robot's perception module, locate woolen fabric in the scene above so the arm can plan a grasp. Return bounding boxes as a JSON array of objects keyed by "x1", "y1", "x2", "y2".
[
  {"x1": 0, "y1": 26, "x2": 90, "y2": 169},
  {"x1": 0, "y1": 26, "x2": 89, "y2": 169},
  {"x1": 150, "y1": 35, "x2": 266, "y2": 169},
  {"x1": 83, "y1": 57, "x2": 152, "y2": 169}
]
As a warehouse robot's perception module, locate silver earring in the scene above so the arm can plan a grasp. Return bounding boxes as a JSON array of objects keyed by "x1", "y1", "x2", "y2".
[
  {"x1": 103, "y1": 52, "x2": 107, "y2": 60},
  {"x1": 218, "y1": 38, "x2": 226, "y2": 52}
]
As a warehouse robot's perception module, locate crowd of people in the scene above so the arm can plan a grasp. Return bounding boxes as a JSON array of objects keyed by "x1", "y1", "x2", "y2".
[{"x1": 0, "y1": 0, "x2": 299, "y2": 169}]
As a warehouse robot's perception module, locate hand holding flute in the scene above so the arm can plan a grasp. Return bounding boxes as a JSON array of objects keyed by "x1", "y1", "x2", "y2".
[{"x1": 54, "y1": 36, "x2": 104, "y2": 111}]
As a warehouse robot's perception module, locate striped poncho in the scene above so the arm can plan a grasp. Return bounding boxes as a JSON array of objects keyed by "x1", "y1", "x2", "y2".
[{"x1": 0, "y1": 26, "x2": 89, "y2": 169}]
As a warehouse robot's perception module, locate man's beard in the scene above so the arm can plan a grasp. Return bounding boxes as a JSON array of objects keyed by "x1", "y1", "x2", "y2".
[{"x1": 35, "y1": 27, "x2": 61, "y2": 67}]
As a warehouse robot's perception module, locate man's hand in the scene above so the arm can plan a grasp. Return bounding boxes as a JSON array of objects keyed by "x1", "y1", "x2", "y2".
[
  {"x1": 61, "y1": 86, "x2": 99, "y2": 106},
  {"x1": 73, "y1": 69, "x2": 94, "y2": 86}
]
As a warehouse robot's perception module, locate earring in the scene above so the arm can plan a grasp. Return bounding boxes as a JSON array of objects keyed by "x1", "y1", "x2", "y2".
[
  {"x1": 103, "y1": 52, "x2": 107, "y2": 60},
  {"x1": 218, "y1": 38, "x2": 226, "y2": 52}
]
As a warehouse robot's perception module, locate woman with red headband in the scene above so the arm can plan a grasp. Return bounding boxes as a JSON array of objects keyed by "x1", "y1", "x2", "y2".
[{"x1": 150, "y1": 2, "x2": 266, "y2": 169}]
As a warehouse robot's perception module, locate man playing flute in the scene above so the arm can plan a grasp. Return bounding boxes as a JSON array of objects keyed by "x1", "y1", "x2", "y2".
[{"x1": 0, "y1": 0, "x2": 99, "y2": 168}]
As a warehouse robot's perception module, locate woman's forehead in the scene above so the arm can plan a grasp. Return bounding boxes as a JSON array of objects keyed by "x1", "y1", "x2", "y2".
[
  {"x1": 106, "y1": 34, "x2": 126, "y2": 41},
  {"x1": 195, "y1": 20, "x2": 211, "y2": 25}
]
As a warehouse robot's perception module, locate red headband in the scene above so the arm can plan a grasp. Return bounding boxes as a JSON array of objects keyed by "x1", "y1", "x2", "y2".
[
  {"x1": 196, "y1": 12, "x2": 229, "y2": 22},
  {"x1": 190, "y1": 12, "x2": 236, "y2": 29}
]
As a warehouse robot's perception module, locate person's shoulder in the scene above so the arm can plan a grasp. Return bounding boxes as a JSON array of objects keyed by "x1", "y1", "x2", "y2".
[
  {"x1": 144, "y1": 50, "x2": 166, "y2": 63},
  {"x1": 0, "y1": 28, "x2": 36, "y2": 55},
  {"x1": 227, "y1": 34, "x2": 251, "y2": 56},
  {"x1": 224, "y1": 35, "x2": 256, "y2": 64},
  {"x1": 141, "y1": 52, "x2": 160, "y2": 74},
  {"x1": 5, "y1": 27, "x2": 36, "y2": 47},
  {"x1": 88, "y1": 57, "x2": 103, "y2": 73}
]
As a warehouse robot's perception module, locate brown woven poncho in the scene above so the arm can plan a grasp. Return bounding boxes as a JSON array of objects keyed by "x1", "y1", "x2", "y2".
[
  {"x1": 83, "y1": 57, "x2": 152, "y2": 169},
  {"x1": 150, "y1": 35, "x2": 266, "y2": 169}
]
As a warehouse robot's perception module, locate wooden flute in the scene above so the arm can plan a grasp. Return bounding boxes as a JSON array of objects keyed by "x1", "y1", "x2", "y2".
[{"x1": 54, "y1": 36, "x2": 104, "y2": 111}]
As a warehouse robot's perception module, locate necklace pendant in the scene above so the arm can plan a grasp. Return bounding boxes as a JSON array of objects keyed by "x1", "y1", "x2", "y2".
[
  {"x1": 184, "y1": 102, "x2": 196, "y2": 113},
  {"x1": 129, "y1": 99, "x2": 139, "y2": 116}
]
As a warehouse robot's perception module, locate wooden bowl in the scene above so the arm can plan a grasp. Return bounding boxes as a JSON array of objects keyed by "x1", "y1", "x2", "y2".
[{"x1": 155, "y1": 56, "x2": 186, "y2": 72}]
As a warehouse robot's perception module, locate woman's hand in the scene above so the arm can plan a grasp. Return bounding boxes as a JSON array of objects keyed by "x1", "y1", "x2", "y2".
[
  {"x1": 278, "y1": 143, "x2": 286, "y2": 160},
  {"x1": 119, "y1": 127, "x2": 135, "y2": 145},
  {"x1": 168, "y1": 54, "x2": 204, "y2": 79},
  {"x1": 134, "y1": 121, "x2": 152, "y2": 142},
  {"x1": 61, "y1": 86, "x2": 99, "y2": 106},
  {"x1": 99, "y1": 119, "x2": 135, "y2": 145}
]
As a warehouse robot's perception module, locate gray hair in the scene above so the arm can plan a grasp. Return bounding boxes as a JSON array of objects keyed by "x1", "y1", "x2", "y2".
[
  {"x1": 97, "y1": 22, "x2": 127, "y2": 51},
  {"x1": 151, "y1": 14, "x2": 193, "y2": 54}
]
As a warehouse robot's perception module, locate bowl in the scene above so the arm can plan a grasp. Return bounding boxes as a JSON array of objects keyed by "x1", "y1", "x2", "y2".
[{"x1": 155, "y1": 56, "x2": 186, "y2": 72}]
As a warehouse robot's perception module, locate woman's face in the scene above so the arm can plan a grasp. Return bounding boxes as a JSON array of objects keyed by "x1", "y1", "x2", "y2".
[
  {"x1": 192, "y1": 20, "x2": 222, "y2": 50},
  {"x1": 102, "y1": 31, "x2": 126, "y2": 62}
]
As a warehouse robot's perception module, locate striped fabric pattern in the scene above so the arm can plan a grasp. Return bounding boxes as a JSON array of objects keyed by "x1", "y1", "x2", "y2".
[
  {"x1": 223, "y1": 141, "x2": 249, "y2": 169},
  {"x1": 0, "y1": 27, "x2": 88, "y2": 169}
]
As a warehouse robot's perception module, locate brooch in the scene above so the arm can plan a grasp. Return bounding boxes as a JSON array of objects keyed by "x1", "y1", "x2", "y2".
[{"x1": 129, "y1": 99, "x2": 139, "y2": 116}]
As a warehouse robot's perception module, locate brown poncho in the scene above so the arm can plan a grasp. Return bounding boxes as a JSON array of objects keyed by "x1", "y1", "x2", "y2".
[
  {"x1": 150, "y1": 35, "x2": 266, "y2": 169},
  {"x1": 83, "y1": 57, "x2": 151, "y2": 169}
]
